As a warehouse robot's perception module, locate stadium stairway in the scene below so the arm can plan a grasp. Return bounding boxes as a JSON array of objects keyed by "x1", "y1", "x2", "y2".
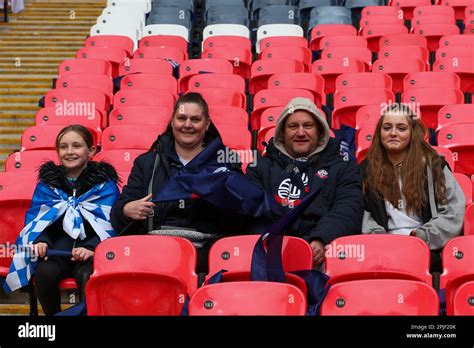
[{"x1": 0, "y1": 0, "x2": 106, "y2": 170}]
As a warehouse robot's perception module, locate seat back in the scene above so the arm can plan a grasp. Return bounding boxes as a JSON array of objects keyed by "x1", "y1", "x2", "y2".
[
  {"x1": 325, "y1": 235, "x2": 433, "y2": 285},
  {"x1": 321, "y1": 279, "x2": 439, "y2": 315},
  {"x1": 188, "y1": 281, "x2": 307, "y2": 315}
]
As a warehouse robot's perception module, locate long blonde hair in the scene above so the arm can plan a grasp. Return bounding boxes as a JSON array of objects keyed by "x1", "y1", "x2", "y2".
[{"x1": 362, "y1": 104, "x2": 447, "y2": 215}]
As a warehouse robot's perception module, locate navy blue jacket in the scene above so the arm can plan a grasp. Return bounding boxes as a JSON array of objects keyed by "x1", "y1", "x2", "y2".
[
  {"x1": 110, "y1": 133, "x2": 244, "y2": 236},
  {"x1": 246, "y1": 138, "x2": 364, "y2": 244}
]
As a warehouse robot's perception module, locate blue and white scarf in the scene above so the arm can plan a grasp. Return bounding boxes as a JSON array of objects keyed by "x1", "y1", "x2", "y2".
[{"x1": 4, "y1": 180, "x2": 119, "y2": 293}]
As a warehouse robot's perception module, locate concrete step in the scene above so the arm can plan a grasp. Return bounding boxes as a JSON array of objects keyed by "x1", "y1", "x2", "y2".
[
  {"x1": 0, "y1": 83, "x2": 52, "y2": 89},
  {"x1": 0, "y1": 68, "x2": 59, "y2": 74},
  {"x1": 0, "y1": 96, "x2": 41, "y2": 103},
  {"x1": 0, "y1": 62, "x2": 60, "y2": 68},
  {"x1": 0, "y1": 104, "x2": 40, "y2": 111},
  {"x1": 0, "y1": 40, "x2": 84, "y2": 47},
  {"x1": 1, "y1": 45, "x2": 82, "y2": 51},
  {"x1": 0, "y1": 89, "x2": 48, "y2": 96}
]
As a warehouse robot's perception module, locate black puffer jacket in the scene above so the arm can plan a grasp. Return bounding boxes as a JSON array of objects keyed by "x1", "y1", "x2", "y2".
[
  {"x1": 110, "y1": 133, "x2": 244, "y2": 236},
  {"x1": 246, "y1": 138, "x2": 364, "y2": 244},
  {"x1": 34, "y1": 161, "x2": 119, "y2": 251}
]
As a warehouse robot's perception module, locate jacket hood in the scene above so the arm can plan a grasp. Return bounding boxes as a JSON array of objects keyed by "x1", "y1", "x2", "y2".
[
  {"x1": 273, "y1": 97, "x2": 331, "y2": 159},
  {"x1": 39, "y1": 160, "x2": 119, "y2": 195}
]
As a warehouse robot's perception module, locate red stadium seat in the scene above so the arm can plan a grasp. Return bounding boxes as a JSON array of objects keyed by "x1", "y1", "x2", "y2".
[
  {"x1": 389, "y1": 0, "x2": 432, "y2": 20},
  {"x1": 209, "y1": 106, "x2": 249, "y2": 128},
  {"x1": 433, "y1": 57, "x2": 474, "y2": 94},
  {"x1": 188, "y1": 281, "x2": 307, "y2": 316},
  {"x1": 309, "y1": 24, "x2": 357, "y2": 51},
  {"x1": 450, "y1": 280, "x2": 474, "y2": 315},
  {"x1": 202, "y1": 46, "x2": 252, "y2": 79},
  {"x1": 378, "y1": 45, "x2": 430, "y2": 70},
  {"x1": 178, "y1": 59, "x2": 234, "y2": 93},
  {"x1": 372, "y1": 58, "x2": 427, "y2": 94},
  {"x1": 21, "y1": 125, "x2": 99, "y2": 150},
  {"x1": 439, "y1": 0, "x2": 472, "y2": 20},
  {"x1": 118, "y1": 58, "x2": 173, "y2": 76},
  {"x1": 319, "y1": 35, "x2": 368, "y2": 49},
  {"x1": 436, "y1": 104, "x2": 474, "y2": 132},
  {"x1": 139, "y1": 35, "x2": 188, "y2": 58},
  {"x1": 464, "y1": 204, "x2": 474, "y2": 236},
  {"x1": 101, "y1": 125, "x2": 165, "y2": 151},
  {"x1": 76, "y1": 47, "x2": 130, "y2": 77},
  {"x1": 436, "y1": 45, "x2": 474, "y2": 61},
  {"x1": 335, "y1": 73, "x2": 392, "y2": 92},
  {"x1": 0, "y1": 172, "x2": 37, "y2": 278},
  {"x1": 438, "y1": 123, "x2": 474, "y2": 175},
  {"x1": 86, "y1": 235, "x2": 197, "y2": 315},
  {"x1": 321, "y1": 279, "x2": 439, "y2": 315},
  {"x1": 355, "y1": 104, "x2": 383, "y2": 130},
  {"x1": 207, "y1": 235, "x2": 313, "y2": 277},
  {"x1": 311, "y1": 58, "x2": 366, "y2": 95},
  {"x1": 404, "y1": 72, "x2": 461, "y2": 92},
  {"x1": 44, "y1": 88, "x2": 109, "y2": 114},
  {"x1": 58, "y1": 59, "x2": 112, "y2": 77},
  {"x1": 251, "y1": 88, "x2": 315, "y2": 131},
  {"x1": 188, "y1": 73, "x2": 246, "y2": 94},
  {"x1": 379, "y1": 33, "x2": 428, "y2": 50},
  {"x1": 256, "y1": 106, "x2": 284, "y2": 151},
  {"x1": 412, "y1": 15, "x2": 456, "y2": 26},
  {"x1": 187, "y1": 87, "x2": 246, "y2": 108},
  {"x1": 113, "y1": 89, "x2": 175, "y2": 108},
  {"x1": 85, "y1": 35, "x2": 134, "y2": 56},
  {"x1": 411, "y1": 24, "x2": 460, "y2": 52},
  {"x1": 320, "y1": 46, "x2": 373, "y2": 70},
  {"x1": 441, "y1": 236, "x2": 474, "y2": 315},
  {"x1": 432, "y1": 146, "x2": 455, "y2": 170},
  {"x1": 5, "y1": 150, "x2": 58, "y2": 172},
  {"x1": 119, "y1": 74, "x2": 177, "y2": 96},
  {"x1": 360, "y1": 24, "x2": 408, "y2": 52},
  {"x1": 402, "y1": 88, "x2": 464, "y2": 129},
  {"x1": 258, "y1": 36, "x2": 308, "y2": 54},
  {"x1": 268, "y1": 73, "x2": 325, "y2": 108},
  {"x1": 132, "y1": 46, "x2": 186, "y2": 64},
  {"x1": 202, "y1": 35, "x2": 252, "y2": 52},
  {"x1": 414, "y1": 5, "x2": 455, "y2": 17},
  {"x1": 359, "y1": 15, "x2": 404, "y2": 31},
  {"x1": 362, "y1": 6, "x2": 401, "y2": 17},
  {"x1": 439, "y1": 34, "x2": 474, "y2": 47},
  {"x1": 108, "y1": 106, "x2": 172, "y2": 127},
  {"x1": 35, "y1": 107, "x2": 103, "y2": 132},
  {"x1": 215, "y1": 124, "x2": 252, "y2": 151},
  {"x1": 249, "y1": 58, "x2": 305, "y2": 95},
  {"x1": 454, "y1": 173, "x2": 473, "y2": 206},
  {"x1": 260, "y1": 46, "x2": 312, "y2": 72},
  {"x1": 93, "y1": 149, "x2": 144, "y2": 173},
  {"x1": 325, "y1": 234, "x2": 433, "y2": 285},
  {"x1": 356, "y1": 122, "x2": 376, "y2": 163},
  {"x1": 56, "y1": 74, "x2": 113, "y2": 106},
  {"x1": 332, "y1": 88, "x2": 395, "y2": 129}
]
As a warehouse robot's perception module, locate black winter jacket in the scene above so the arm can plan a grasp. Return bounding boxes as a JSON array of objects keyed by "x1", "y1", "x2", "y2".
[
  {"x1": 110, "y1": 133, "x2": 244, "y2": 236},
  {"x1": 246, "y1": 138, "x2": 364, "y2": 244},
  {"x1": 34, "y1": 161, "x2": 119, "y2": 251}
]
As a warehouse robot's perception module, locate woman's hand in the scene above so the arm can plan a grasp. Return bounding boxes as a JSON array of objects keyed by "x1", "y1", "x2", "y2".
[
  {"x1": 71, "y1": 247, "x2": 94, "y2": 262},
  {"x1": 33, "y1": 242, "x2": 48, "y2": 260},
  {"x1": 123, "y1": 193, "x2": 156, "y2": 221}
]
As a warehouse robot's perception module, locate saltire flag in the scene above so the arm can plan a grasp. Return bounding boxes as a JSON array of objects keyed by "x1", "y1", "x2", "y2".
[
  {"x1": 153, "y1": 138, "x2": 282, "y2": 217},
  {"x1": 4, "y1": 181, "x2": 119, "y2": 293}
]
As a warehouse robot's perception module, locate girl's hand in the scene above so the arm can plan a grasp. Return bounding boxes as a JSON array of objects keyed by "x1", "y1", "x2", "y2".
[
  {"x1": 33, "y1": 242, "x2": 49, "y2": 260},
  {"x1": 72, "y1": 247, "x2": 94, "y2": 262}
]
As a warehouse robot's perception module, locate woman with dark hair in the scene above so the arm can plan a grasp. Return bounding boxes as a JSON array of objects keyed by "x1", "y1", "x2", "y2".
[
  {"x1": 360, "y1": 103, "x2": 465, "y2": 272},
  {"x1": 110, "y1": 93, "x2": 243, "y2": 273}
]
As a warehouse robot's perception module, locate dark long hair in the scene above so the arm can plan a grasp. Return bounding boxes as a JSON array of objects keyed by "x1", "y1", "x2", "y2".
[
  {"x1": 148, "y1": 92, "x2": 220, "y2": 151},
  {"x1": 362, "y1": 103, "x2": 447, "y2": 215}
]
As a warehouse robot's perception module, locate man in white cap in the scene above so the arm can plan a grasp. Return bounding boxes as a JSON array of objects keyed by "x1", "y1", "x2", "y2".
[{"x1": 246, "y1": 97, "x2": 364, "y2": 267}]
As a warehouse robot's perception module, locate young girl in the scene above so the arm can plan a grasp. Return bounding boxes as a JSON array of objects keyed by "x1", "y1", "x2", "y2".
[
  {"x1": 4, "y1": 125, "x2": 120, "y2": 315},
  {"x1": 360, "y1": 104, "x2": 465, "y2": 272}
]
